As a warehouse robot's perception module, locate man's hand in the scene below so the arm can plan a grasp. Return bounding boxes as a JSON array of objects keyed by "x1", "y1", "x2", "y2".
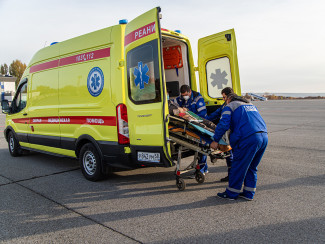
[
  {"x1": 178, "y1": 107, "x2": 188, "y2": 113},
  {"x1": 210, "y1": 141, "x2": 219, "y2": 150}
]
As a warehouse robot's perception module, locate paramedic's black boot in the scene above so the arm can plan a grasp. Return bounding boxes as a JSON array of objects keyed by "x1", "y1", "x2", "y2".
[
  {"x1": 220, "y1": 175, "x2": 229, "y2": 182},
  {"x1": 220, "y1": 166, "x2": 230, "y2": 182}
]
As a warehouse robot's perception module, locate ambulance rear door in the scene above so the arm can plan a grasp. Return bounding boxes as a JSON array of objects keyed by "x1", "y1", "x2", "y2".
[
  {"x1": 124, "y1": 7, "x2": 172, "y2": 167},
  {"x1": 198, "y1": 29, "x2": 241, "y2": 108}
]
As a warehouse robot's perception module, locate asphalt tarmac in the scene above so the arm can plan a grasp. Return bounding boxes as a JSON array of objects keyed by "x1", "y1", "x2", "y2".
[{"x1": 0, "y1": 99, "x2": 324, "y2": 243}]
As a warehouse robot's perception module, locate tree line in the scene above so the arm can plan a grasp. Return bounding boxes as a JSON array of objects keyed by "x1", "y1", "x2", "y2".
[{"x1": 1, "y1": 60, "x2": 27, "y2": 88}]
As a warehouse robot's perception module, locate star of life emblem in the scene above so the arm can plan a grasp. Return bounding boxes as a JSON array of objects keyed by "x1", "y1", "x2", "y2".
[{"x1": 87, "y1": 67, "x2": 104, "y2": 97}]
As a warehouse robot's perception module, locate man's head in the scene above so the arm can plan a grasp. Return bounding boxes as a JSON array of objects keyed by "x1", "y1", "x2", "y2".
[
  {"x1": 180, "y1": 85, "x2": 191, "y2": 101},
  {"x1": 221, "y1": 87, "x2": 234, "y2": 101},
  {"x1": 226, "y1": 93, "x2": 236, "y2": 104}
]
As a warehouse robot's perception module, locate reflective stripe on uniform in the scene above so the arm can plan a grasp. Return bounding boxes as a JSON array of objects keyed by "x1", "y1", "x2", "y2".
[
  {"x1": 173, "y1": 98, "x2": 180, "y2": 106},
  {"x1": 194, "y1": 95, "x2": 203, "y2": 103},
  {"x1": 226, "y1": 186, "x2": 241, "y2": 193},
  {"x1": 244, "y1": 186, "x2": 256, "y2": 192},
  {"x1": 197, "y1": 106, "x2": 206, "y2": 112},
  {"x1": 222, "y1": 111, "x2": 231, "y2": 116},
  {"x1": 227, "y1": 101, "x2": 250, "y2": 112}
]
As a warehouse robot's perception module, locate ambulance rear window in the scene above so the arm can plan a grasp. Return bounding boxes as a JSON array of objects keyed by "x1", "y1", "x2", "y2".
[
  {"x1": 127, "y1": 39, "x2": 161, "y2": 104},
  {"x1": 206, "y1": 57, "x2": 233, "y2": 98}
]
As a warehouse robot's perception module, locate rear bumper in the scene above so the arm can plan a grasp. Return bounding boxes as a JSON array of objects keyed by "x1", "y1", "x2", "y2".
[{"x1": 98, "y1": 141, "x2": 173, "y2": 169}]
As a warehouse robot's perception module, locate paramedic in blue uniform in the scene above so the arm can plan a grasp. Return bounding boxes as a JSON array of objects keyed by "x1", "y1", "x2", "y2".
[
  {"x1": 210, "y1": 93, "x2": 268, "y2": 200},
  {"x1": 206, "y1": 87, "x2": 234, "y2": 182},
  {"x1": 174, "y1": 85, "x2": 208, "y2": 174}
]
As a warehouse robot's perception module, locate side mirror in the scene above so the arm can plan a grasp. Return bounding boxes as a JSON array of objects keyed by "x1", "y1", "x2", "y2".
[{"x1": 1, "y1": 100, "x2": 10, "y2": 114}]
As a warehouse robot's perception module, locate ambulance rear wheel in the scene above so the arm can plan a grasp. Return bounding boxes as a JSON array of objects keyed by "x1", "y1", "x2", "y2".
[
  {"x1": 195, "y1": 171, "x2": 205, "y2": 184},
  {"x1": 79, "y1": 143, "x2": 103, "y2": 181},
  {"x1": 176, "y1": 178, "x2": 186, "y2": 191},
  {"x1": 7, "y1": 131, "x2": 22, "y2": 157}
]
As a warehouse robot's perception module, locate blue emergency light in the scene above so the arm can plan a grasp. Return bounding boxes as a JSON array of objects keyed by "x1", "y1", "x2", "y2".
[
  {"x1": 174, "y1": 30, "x2": 181, "y2": 34},
  {"x1": 50, "y1": 42, "x2": 59, "y2": 45},
  {"x1": 119, "y1": 19, "x2": 128, "y2": 24}
]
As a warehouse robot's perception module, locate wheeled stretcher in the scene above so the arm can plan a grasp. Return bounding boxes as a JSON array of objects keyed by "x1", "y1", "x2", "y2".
[{"x1": 168, "y1": 114, "x2": 231, "y2": 190}]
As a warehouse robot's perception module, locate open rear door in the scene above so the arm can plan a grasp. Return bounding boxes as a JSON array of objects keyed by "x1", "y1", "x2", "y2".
[
  {"x1": 124, "y1": 7, "x2": 172, "y2": 167},
  {"x1": 198, "y1": 29, "x2": 241, "y2": 106}
]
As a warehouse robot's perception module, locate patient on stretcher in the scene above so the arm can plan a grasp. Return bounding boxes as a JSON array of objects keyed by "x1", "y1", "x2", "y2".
[{"x1": 168, "y1": 100, "x2": 231, "y2": 152}]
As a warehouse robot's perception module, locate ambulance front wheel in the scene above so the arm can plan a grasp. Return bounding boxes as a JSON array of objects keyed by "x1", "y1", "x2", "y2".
[
  {"x1": 79, "y1": 143, "x2": 103, "y2": 181},
  {"x1": 7, "y1": 131, "x2": 22, "y2": 157}
]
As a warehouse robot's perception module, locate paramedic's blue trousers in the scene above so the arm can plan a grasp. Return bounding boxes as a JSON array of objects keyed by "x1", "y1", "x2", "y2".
[
  {"x1": 199, "y1": 153, "x2": 208, "y2": 173},
  {"x1": 226, "y1": 150, "x2": 233, "y2": 175},
  {"x1": 226, "y1": 132, "x2": 268, "y2": 199}
]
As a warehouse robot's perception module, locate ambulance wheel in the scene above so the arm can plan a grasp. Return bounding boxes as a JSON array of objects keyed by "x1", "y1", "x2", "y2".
[
  {"x1": 79, "y1": 143, "x2": 103, "y2": 181},
  {"x1": 176, "y1": 178, "x2": 186, "y2": 191},
  {"x1": 7, "y1": 131, "x2": 22, "y2": 157},
  {"x1": 195, "y1": 171, "x2": 205, "y2": 184}
]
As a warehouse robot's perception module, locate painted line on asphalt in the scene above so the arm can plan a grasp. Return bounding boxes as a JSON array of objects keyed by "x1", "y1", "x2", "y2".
[
  {"x1": 0, "y1": 169, "x2": 143, "y2": 243},
  {"x1": 0, "y1": 168, "x2": 80, "y2": 187}
]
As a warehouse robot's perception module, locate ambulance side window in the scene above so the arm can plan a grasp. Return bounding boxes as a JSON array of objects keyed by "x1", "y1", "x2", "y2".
[
  {"x1": 127, "y1": 39, "x2": 161, "y2": 104},
  {"x1": 206, "y1": 57, "x2": 233, "y2": 98},
  {"x1": 11, "y1": 82, "x2": 28, "y2": 114}
]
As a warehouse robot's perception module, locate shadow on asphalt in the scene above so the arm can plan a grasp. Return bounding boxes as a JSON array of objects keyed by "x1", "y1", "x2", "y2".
[
  {"x1": 1, "y1": 147, "x2": 324, "y2": 242},
  {"x1": 259, "y1": 174, "x2": 325, "y2": 190},
  {"x1": 150, "y1": 216, "x2": 325, "y2": 243}
]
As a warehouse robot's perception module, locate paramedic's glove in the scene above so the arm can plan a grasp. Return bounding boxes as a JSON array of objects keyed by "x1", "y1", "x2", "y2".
[{"x1": 210, "y1": 141, "x2": 219, "y2": 150}]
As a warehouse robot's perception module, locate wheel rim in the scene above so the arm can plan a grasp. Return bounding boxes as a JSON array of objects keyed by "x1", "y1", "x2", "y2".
[
  {"x1": 83, "y1": 150, "x2": 97, "y2": 176},
  {"x1": 9, "y1": 136, "x2": 14, "y2": 152},
  {"x1": 196, "y1": 172, "x2": 205, "y2": 183}
]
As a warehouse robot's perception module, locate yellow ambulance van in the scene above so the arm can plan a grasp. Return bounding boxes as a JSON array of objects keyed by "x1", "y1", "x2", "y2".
[{"x1": 2, "y1": 7, "x2": 241, "y2": 181}]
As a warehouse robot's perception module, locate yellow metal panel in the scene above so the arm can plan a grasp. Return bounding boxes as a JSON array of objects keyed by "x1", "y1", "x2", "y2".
[
  {"x1": 29, "y1": 69, "x2": 60, "y2": 137},
  {"x1": 198, "y1": 29, "x2": 241, "y2": 106},
  {"x1": 124, "y1": 7, "x2": 165, "y2": 147},
  {"x1": 109, "y1": 25, "x2": 126, "y2": 106},
  {"x1": 58, "y1": 45, "x2": 116, "y2": 142},
  {"x1": 27, "y1": 143, "x2": 76, "y2": 158}
]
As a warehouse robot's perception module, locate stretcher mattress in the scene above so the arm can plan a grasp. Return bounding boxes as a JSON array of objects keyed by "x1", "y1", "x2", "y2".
[{"x1": 168, "y1": 114, "x2": 231, "y2": 153}]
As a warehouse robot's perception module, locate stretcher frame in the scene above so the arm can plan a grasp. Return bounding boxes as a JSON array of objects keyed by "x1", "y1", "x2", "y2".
[{"x1": 168, "y1": 115, "x2": 230, "y2": 190}]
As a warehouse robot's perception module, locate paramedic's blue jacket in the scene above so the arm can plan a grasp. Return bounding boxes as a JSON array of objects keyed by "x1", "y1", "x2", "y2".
[
  {"x1": 174, "y1": 91, "x2": 207, "y2": 118},
  {"x1": 206, "y1": 101, "x2": 226, "y2": 121},
  {"x1": 213, "y1": 101, "x2": 267, "y2": 147}
]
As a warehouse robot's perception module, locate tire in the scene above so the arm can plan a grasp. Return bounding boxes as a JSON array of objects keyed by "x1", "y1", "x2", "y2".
[
  {"x1": 79, "y1": 143, "x2": 103, "y2": 181},
  {"x1": 176, "y1": 178, "x2": 186, "y2": 191},
  {"x1": 7, "y1": 131, "x2": 22, "y2": 157},
  {"x1": 195, "y1": 171, "x2": 205, "y2": 184}
]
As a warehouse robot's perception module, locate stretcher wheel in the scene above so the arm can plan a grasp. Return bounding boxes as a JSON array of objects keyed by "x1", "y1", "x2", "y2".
[
  {"x1": 176, "y1": 178, "x2": 186, "y2": 191},
  {"x1": 195, "y1": 172, "x2": 205, "y2": 184}
]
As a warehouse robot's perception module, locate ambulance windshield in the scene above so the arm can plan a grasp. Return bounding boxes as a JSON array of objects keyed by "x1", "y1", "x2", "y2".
[{"x1": 127, "y1": 39, "x2": 161, "y2": 104}]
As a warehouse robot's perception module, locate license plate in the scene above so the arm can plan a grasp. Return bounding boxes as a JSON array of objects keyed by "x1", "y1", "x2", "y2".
[{"x1": 137, "y1": 152, "x2": 160, "y2": 163}]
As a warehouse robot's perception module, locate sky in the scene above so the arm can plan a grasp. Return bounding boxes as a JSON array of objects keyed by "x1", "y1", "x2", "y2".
[{"x1": 0, "y1": 0, "x2": 324, "y2": 93}]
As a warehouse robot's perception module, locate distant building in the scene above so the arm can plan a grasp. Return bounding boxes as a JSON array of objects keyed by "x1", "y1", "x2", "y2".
[{"x1": 0, "y1": 75, "x2": 16, "y2": 101}]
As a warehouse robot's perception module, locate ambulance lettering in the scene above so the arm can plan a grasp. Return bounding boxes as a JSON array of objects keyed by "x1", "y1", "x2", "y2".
[
  {"x1": 76, "y1": 52, "x2": 94, "y2": 62},
  {"x1": 134, "y1": 23, "x2": 155, "y2": 40},
  {"x1": 33, "y1": 119, "x2": 42, "y2": 123},
  {"x1": 60, "y1": 118, "x2": 70, "y2": 123},
  {"x1": 125, "y1": 22, "x2": 156, "y2": 46},
  {"x1": 30, "y1": 48, "x2": 110, "y2": 73},
  {"x1": 87, "y1": 118, "x2": 105, "y2": 124},
  {"x1": 48, "y1": 118, "x2": 60, "y2": 123}
]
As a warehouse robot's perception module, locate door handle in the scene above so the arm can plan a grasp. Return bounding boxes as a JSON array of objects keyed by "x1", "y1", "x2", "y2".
[{"x1": 23, "y1": 113, "x2": 28, "y2": 116}]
